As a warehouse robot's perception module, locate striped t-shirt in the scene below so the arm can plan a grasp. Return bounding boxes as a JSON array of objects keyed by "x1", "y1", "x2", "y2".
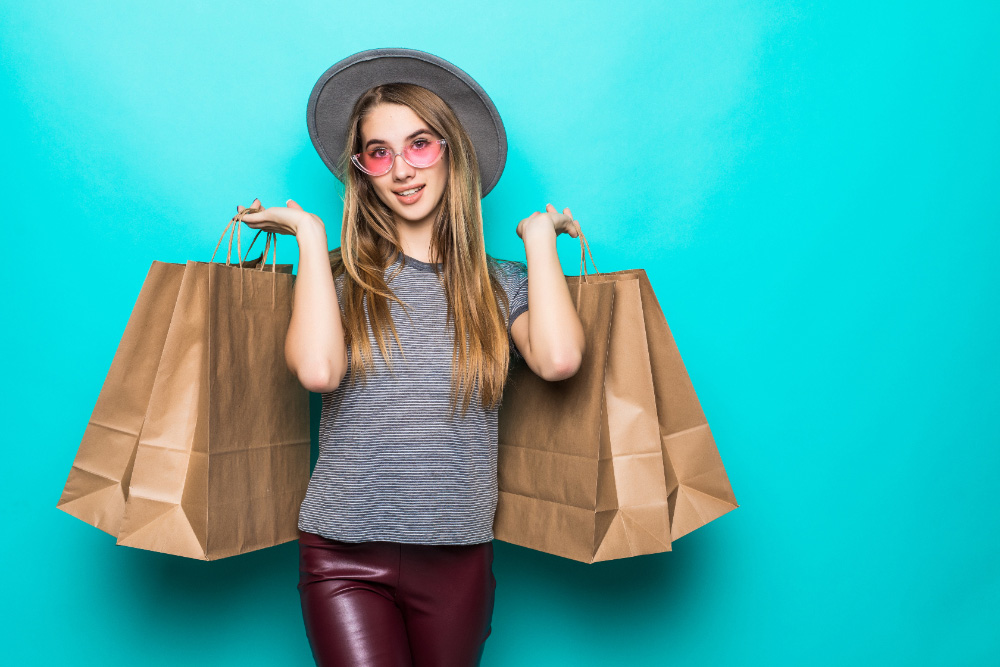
[{"x1": 297, "y1": 252, "x2": 529, "y2": 545}]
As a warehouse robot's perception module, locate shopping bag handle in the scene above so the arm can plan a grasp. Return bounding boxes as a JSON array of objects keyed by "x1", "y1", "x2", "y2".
[
  {"x1": 245, "y1": 228, "x2": 277, "y2": 272},
  {"x1": 210, "y1": 206, "x2": 280, "y2": 307},
  {"x1": 577, "y1": 230, "x2": 598, "y2": 280},
  {"x1": 574, "y1": 230, "x2": 599, "y2": 307},
  {"x1": 211, "y1": 205, "x2": 277, "y2": 271}
]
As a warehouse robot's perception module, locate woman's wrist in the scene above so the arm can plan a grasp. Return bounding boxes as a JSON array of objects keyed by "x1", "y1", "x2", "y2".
[
  {"x1": 521, "y1": 219, "x2": 557, "y2": 247},
  {"x1": 296, "y1": 215, "x2": 328, "y2": 245}
]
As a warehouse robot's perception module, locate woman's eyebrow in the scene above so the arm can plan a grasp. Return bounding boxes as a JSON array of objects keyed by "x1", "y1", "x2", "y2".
[{"x1": 364, "y1": 128, "x2": 433, "y2": 149}]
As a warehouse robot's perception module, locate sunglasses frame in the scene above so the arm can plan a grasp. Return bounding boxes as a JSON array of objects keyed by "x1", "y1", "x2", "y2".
[{"x1": 351, "y1": 138, "x2": 448, "y2": 177}]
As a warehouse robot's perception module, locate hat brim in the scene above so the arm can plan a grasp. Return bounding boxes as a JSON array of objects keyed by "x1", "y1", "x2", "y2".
[{"x1": 306, "y1": 48, "x2": 507, "y2": 198}]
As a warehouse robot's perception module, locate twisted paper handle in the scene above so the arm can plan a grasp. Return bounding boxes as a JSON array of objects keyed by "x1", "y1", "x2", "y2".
[
  {"x1": 575, "y1": 230, "x2": 599, "y2": 308},
  {"x1": 210, "y1": 205, "x2": 279, "y2": 308}
]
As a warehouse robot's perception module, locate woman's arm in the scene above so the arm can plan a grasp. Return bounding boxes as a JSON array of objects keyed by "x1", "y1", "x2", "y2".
[
  {"x1": 239, "y1": 197, "x2": 347, "y2": 393},
  {"x1": 285, "y1": 218, "x2": 348, "y2": 393},
  {"x1": 511, "y1": 204, "x2": 586, "y2": 381}
]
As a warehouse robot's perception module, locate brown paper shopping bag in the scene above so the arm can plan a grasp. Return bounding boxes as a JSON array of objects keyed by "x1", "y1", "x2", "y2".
[
  {"x1": 58, "y1": 212, "x2": 311, "y2": 559},
  {"x1": 55, "y1": 262, "x2": 185, "y2": 536},
  {"x1": 494, "y1": 233, "x2": 738, "y2": 563}
]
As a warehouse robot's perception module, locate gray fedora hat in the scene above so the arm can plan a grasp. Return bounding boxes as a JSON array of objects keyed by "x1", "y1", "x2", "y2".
[{"x1": 306, "y1": 48, "x2": 507, "y2": 198}]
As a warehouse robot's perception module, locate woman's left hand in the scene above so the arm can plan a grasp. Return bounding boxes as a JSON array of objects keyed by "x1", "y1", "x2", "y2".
[{"x1": 516, "y1": 203, "x2": 582, "y2": 240}]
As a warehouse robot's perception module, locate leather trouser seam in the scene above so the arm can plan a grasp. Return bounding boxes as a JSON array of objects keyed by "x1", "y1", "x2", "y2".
[{"x1": 393, "y1": 542, "x2": 403, "y2": 604}]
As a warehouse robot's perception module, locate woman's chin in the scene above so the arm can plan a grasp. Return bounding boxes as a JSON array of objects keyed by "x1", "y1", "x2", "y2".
[{"x1": 393, "y1": 203, "x2": 439, "y2": 226}]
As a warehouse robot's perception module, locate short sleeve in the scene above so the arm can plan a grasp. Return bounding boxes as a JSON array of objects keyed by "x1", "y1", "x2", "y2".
[
  {"x1": 497, "y1": 259, "x2": 529, "y2": 360},
  {"x1": 334, "y1": 272, "x2": 345, "y2": 306},
  {"x1": 333, "y1": 273, "x2": 351, "y2": 367}
]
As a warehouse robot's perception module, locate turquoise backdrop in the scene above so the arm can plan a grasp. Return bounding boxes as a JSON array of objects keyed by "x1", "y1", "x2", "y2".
[{"x1": 3, "y1": 1, "x2": 998, "y2": 664}]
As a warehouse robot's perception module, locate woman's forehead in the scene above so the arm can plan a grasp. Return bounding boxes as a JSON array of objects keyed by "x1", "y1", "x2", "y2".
[{"x1": 361, "y1": 103, "x2": 434, "y2": 143}]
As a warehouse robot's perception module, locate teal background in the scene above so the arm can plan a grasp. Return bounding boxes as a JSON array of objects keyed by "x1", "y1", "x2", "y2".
[{"x1": 3, "y1": 0, "x2": 998, "y2": 664}]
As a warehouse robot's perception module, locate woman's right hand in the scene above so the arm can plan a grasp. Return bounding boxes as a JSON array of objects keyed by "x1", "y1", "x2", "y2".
[{"x1": 236, "y1": 198, "x2": 323, "y2": 237}]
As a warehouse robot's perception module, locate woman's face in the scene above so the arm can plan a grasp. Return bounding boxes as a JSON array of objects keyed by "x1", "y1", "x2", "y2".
[{"x1": 359, "y1": 103, "x2": 448, "y2": 230}]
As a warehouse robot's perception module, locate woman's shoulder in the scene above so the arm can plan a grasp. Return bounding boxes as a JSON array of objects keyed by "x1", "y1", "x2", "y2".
[
  {"x1": 487, "y1": 254, "x2": 527, "y2": 277},
  {"x1": 328, "y1": 248, "x2": 348, "y2": 283},
  {"x1": 328, "y1": 246, "x2": 345, "y2": 269},
  {"x1": 487, "y1": 255, "x2": 528, "y2": 301}
]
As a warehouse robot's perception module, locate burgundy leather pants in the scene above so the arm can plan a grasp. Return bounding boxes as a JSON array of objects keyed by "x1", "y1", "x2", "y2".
[{"x1": 297, "y1": 530, "x2": 496, "y2": 667}]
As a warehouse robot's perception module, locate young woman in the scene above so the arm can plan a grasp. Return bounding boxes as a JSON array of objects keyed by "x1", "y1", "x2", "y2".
[{"x1": 238, "y1": 50, "x2": 585, "y2": 667}]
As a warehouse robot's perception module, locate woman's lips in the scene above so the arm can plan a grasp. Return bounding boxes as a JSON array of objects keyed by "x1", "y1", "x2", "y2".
[{"x1": 394, "y1": 184, "x2": 425, "y2": 205}]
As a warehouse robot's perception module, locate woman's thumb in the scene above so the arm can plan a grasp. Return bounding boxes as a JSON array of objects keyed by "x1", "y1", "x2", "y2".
[{"x1": 286, "y1": 198, "x2": 303, "y2": 210}]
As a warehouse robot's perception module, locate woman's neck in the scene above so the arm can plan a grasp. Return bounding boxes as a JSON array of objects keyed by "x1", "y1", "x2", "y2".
[{"x1": 395, "y1": 219, "x2": 439, "y2": 263}]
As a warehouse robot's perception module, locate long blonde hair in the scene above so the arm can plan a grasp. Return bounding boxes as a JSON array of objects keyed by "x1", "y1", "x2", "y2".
[{"x1": 330, "y1": 83, "x2": 514, "y2": 417}]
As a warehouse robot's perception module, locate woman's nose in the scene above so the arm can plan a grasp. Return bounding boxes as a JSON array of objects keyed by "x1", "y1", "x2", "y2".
[{"x1": 391, "y1": 152, "x2": 415, "y2": 179}]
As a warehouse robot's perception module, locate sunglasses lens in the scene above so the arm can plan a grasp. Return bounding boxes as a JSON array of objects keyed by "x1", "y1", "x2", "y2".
[
  {"x1": 403, "y1": 139, "x2": 443, "y2": 167},
  {"x1": 355, "y1": 139, "x2": 444, "y2": 175},
  {"x1": 357, "y1": 148, "x2": 393, "y2": 175}
]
